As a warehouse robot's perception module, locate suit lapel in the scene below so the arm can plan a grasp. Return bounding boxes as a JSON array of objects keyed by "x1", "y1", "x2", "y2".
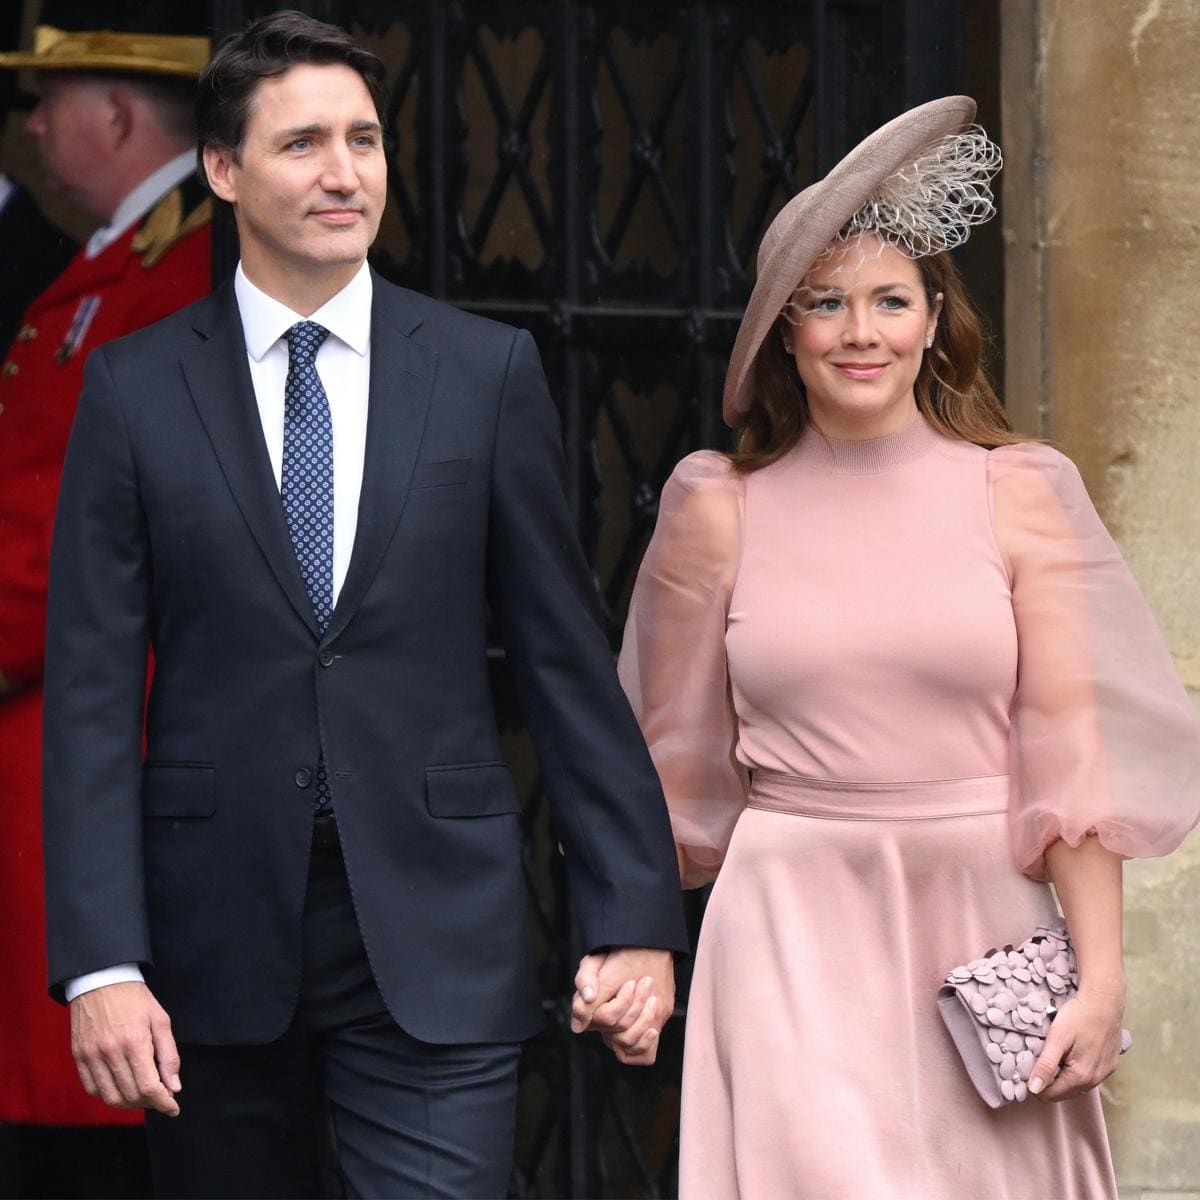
[
  {"x1": 324, "y1": 277, "x2": 436, "y2": 644},
  {"x1": 181, "y1": 284, "x2": 321, "y2": 638}
]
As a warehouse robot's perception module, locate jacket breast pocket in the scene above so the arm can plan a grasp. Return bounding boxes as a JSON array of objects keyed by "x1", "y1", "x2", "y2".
[
  {"x1": 411, "y1": 458, "x2": 471, "y2": 489},
  {"x1": 142, "y1": 763, "x2": 216, "y2": 818},
  {"x1": 426, "y1": 762, "x2": 521, "y2": 818}
]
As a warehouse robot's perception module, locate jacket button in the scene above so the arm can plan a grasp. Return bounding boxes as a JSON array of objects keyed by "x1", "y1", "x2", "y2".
[
  {"x1": 2, "y1": 363, "x2": 17, "y2": 378},
  {"x1": 295, "y1": 768, "x2": 312, "y2": 788},
  {"x1": 318, "y1": 649, "x2": 335, "y2": 668},
  {"x1": 17, "y1": 325, "x2": 36, "y2": 341}
]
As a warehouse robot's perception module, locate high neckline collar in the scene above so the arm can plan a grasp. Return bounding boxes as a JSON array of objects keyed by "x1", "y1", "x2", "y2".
[{"x1": 798, "y1": 414, "x2": 940, "y2": 475}]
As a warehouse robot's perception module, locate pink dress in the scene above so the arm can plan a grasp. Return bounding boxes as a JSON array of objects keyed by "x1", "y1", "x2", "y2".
[{"x1": 618, "y1": 416, "x2": 1200, "y2": 1200}]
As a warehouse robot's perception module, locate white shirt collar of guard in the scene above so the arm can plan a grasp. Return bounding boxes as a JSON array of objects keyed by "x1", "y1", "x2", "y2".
[{"x1": 84, "y1": 149, "x2": 198, "y2": 260}]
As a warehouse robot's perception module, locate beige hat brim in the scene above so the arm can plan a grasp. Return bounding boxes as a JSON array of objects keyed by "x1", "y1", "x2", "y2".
[
  {"x1": 0, "y1": 26, "x2": 209, "y2": 79},
  {"x1": 722, "y1": 96, "x2": 977, "y2": 427}
]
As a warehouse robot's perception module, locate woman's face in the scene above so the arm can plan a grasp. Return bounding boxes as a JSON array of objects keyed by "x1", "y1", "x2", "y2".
[{"x1": 782, "y1": 234, "x2": 941, "y2": 437}]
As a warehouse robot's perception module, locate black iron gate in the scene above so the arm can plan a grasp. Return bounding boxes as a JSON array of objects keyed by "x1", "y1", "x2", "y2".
[{"x1": 206, "y1": 3, "x2": 959, "y2": 1194}]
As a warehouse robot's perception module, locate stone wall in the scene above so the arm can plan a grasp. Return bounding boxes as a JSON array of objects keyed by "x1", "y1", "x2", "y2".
[{"x1": 1000, "y1": 0, "x2": 1200, "y2": 1193}]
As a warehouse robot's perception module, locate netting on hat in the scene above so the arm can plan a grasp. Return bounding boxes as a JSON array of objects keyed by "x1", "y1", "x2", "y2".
[{"x1": 840, "y1": 126, "x2": 1002, "y2": 259}]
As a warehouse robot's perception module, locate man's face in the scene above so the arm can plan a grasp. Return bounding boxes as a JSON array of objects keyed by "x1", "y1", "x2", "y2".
[
  {"x1": 25, "y1": 74, "x2": 114, "y2": 219},
  {"x1": 206, "y1": 63, "x2": 387, "y2": 285}
]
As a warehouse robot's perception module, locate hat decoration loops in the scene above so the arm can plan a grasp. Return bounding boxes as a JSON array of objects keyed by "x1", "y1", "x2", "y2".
[{"x1": 840, "y1": 126, "x2": 1002, "y2": 260}]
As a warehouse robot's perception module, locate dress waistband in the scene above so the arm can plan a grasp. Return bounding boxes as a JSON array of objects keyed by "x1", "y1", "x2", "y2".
[{"x1": 746, "y1": 770, "x2": 1009, "y2": 821}]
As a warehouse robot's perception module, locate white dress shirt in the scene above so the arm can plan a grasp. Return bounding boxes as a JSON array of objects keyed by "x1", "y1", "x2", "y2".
[
  {"x1": 84, "y1": 150, "x2": 197, "y2": 260},
  {"x1": 235, "y1": 260, "x2": 372, "y2": 603},
  {"x1": 65, "y1": 261, "x2": 375, "y2": 1002}
]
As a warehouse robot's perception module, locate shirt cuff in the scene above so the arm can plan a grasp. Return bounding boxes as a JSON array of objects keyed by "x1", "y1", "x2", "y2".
[{"x1": 64, "y1": 963, "x2": 145, "y2": 1002}]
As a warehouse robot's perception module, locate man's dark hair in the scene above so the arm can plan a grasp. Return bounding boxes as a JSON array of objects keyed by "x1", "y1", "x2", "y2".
[{"x1": 195, "y1": 9, "x2": 385, "y2": 171}]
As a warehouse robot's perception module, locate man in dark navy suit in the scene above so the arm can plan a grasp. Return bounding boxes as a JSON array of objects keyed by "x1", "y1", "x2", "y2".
[{"x1": 42, "y1": 12, "x2": 686, "y2": 1197}]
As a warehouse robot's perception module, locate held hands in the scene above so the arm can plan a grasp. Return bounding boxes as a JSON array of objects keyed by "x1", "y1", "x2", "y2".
[
  {"x1": 570, "y1": 947, "x2": 675, "y2": 1066},
  {"x1": 70, "y1": 982, "x2": 182, "y2": 1116},
  {"x1": 1028, "y1": 981, "x2": 1126, "y2": 1102}
]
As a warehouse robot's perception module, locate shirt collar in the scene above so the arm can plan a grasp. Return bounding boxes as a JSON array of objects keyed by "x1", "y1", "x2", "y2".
[
  {"x1": 84, "y1": 150, "x2": 198, "y2": 260},
  {"x1": 234, "y1": 260, "x2": 373, "y2": 362}
]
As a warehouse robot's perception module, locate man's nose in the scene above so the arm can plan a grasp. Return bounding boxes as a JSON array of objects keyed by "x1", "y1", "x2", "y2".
[
  {"x1": 319, "y1": 143, "x2": 359, "y2": 194},
  {"x1": 25, "y1": 103, "x2": 46, "y2": 138}
]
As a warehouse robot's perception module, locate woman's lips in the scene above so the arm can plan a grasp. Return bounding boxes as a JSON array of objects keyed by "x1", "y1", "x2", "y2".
[{"x1": 832, "y1": 362, "x2": 887, "y2": 381}]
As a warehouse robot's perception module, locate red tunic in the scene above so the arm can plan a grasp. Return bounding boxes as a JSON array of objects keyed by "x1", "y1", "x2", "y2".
[{"x1": 0, "y1": 184, "x2": 212, "y2": 1124}]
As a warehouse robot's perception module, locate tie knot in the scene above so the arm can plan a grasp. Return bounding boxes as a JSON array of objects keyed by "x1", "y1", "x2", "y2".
[{"x1": 285, "y1": 321, "x2": 330, "y2": 366}]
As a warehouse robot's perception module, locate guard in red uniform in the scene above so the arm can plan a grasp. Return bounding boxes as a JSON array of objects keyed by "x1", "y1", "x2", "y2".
[{"x1": 0, "y1": 0, "x2": 211, "y2": 1153}]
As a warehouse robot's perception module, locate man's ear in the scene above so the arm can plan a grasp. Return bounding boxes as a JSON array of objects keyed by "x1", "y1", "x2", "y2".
[
  {"x1": 202, "y1": 143, "x2": 238, "y2": 205},
  {"x1": 107, "y1": 85, "x2": 136, "y2": 151}
]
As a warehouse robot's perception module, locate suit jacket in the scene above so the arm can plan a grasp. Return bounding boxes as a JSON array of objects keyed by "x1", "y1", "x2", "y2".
[{"x1": 42, "y1": 272, "x2": 687, "y2": 1046}]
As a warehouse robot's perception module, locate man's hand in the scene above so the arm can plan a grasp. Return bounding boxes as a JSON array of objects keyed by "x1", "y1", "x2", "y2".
[
  {"x1": 570, "y1": 947, "x2": 675, "y2": 1066},
  {"x1": 70, "y1": 981, "x2": 181, "y2": 1116}
]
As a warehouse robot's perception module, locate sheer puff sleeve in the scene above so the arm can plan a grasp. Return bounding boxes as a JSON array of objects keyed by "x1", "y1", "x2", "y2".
[
  {"x1": 989, "y1": 442, "x2": 1200, "y2": 880},
  {"x1": 618, "y1": 451, "x2": 748, "y2": 889}
]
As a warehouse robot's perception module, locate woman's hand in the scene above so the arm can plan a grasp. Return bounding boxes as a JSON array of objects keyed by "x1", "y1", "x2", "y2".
[
  {"x1": 1037, "y1": 835, "x2": 1127, "y2": 1101},
  {"x1": 1028, "y1": 981, "x2": 1126, "y2": 1101}
]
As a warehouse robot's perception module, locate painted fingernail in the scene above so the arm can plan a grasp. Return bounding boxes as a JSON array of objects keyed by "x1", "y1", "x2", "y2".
[{"x1": 1028, "y1": 1077, "x2": 1045, "y2": 1095}]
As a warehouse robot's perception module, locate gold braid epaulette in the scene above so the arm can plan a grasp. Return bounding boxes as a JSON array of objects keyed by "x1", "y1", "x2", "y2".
[{"x1": 132, "y1": 184, "x2": 213, "y2": 270}]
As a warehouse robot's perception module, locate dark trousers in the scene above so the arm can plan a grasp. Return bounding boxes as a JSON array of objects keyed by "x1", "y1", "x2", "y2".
[{"x1": 146, "y1": 813, "x2": 520, "y2": 1199}]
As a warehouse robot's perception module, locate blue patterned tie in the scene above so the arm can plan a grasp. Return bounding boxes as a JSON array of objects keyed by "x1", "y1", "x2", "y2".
[{"x1": 282, "y1": 321, "x2": 333, "y2": 809}]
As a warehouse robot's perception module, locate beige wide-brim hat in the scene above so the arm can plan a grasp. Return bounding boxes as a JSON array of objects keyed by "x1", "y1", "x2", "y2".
[
  {"x1": 723, "y1": 95, "x2": 977, "y2": 427},
  {"x1": 0, "y1": 25, "x2": 209, "y2": 78}
]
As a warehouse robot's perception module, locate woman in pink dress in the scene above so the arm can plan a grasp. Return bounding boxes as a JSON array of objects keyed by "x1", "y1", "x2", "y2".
[{"x1": 615, "y1": 98, "x2": 1200, "y2": 1198}]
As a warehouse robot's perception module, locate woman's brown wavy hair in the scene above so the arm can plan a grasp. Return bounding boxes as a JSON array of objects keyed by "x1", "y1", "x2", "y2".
[{"x1": 728, "y1": 249, "x2": 1026, "y2": 473}]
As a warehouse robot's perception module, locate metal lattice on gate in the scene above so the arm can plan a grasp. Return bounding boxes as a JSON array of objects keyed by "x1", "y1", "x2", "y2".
[{"x1": 206, "y1": 2, "x2": 960, "y2": 1194}]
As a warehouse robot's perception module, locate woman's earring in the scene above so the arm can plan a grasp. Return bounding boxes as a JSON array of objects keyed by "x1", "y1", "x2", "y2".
[{"x1": 925, "y1": 335, "x2": 934, "y2": 349}]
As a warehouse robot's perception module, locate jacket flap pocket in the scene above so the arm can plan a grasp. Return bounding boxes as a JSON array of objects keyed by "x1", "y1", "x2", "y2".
[
  {"x1": 426, "y1": 762, "x2": 520, "y2": 817},
  {"x1": 142, "y1": 764, "x2": 216, "y2": 818},
  {"x1": 411, "y1": 457, "x2": 471, "y2": 489}
]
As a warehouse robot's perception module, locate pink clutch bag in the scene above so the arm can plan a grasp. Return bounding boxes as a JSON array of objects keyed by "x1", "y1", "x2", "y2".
[{"x1": 937, "y1": 919, "x2": 1131, "y2": 1107}]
